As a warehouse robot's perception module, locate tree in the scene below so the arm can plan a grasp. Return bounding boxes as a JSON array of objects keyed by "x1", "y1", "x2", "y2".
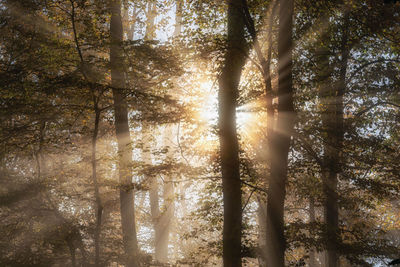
[
  {"x1": 317, "y1": 10, "x2": 349, "y2": 266},
  {"x1": 110, "y1": 0, "x2": 140, "y2": 266},
  {"x1": 218, "y1": 0, "x2": 248, "y2": 266},
  {"x1": 263, "y1": 0, "x2": 295, "y2": 266}
]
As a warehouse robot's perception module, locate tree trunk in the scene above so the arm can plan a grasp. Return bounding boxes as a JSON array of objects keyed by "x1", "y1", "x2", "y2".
[
  {"x1": 173, "y1": 0, "x2": 183, "y2": 37},
  {"x1": 68, "y1": 241, "x2": 76, "y2": 267},
  {"x1": 110, "y1": 1, "x2": 140, "y2": 266},
  {"x1": 320, "y1": 12, "x2": 349, "y2": 267},
  {"x1": 320, "y1": 72, "x2": 339, "y2": 267},
  {"x1": 122, "y1": 1, "x2": 136, "y2": 41},
  {"x1": 143, "y1": 125, "x2": 162, "y2": 262},
  {"x1": 145, "y1": 2, "x2": 157, "y2": 41},
  {"x1": 92, "y1": 103, "x2": 103, "y2": 267},
  {"x1": 69, "y1": 5, "x2": 104, "y2": 264},
  {"x1": 154, "y1": 2, "x2": 182, "y2": 261},
  {"x1": 128, "y1": 9, "x2": 137, "y2": 41},
  {"x1": 257, "y1": 197, "x2": 267, "y2": 267},
  {"x1": 155, "y1": 125, "x2": 175, "y2": 262},
  {"x1": 77, "y1": 234, "x2": 88, "y2": 267},
  {"x1": 241, "y1": 3, "x2": 277, "y2": 265},
  {"x1": 315, "y1": 20, "x2": 335, "y2": 267},
  {"x1": 218, "y1": 0, "x2": 247, "y2": 266},
  {"x1": 142, "y1": 4, "x2": 170, "y2": 262},
  {"x1": 36, "y1": 121, "x2": 46, "y2": 179},
  {"x1": 265, "y1": 0, "x2": 295, "y2": 266},
  {"x1": 309, "y1": 198, "x2": 317, "y2": 267}
]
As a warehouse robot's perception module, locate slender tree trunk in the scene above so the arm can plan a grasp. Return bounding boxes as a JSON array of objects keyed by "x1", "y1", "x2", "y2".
[
  {"x1": 143, "y1": 125, "x2": 162, "y2": 261},
  {"x1": 110, "y1": 1, "x2": 140, "y2": 266},
  {"x1": 65, "y1": 227, "x2": 88, "y2": 267},
  {"x1": 218, "y1": 0, "x2": 247, "y2": 266},
  {"x1": 77, "y1": 234, "x2": 88, "y2": 267},
  {"x1": 36, "y1": 121, "x2": 46, "y2": 179},
  {"x1": 171, "y1": 3, "x2": 186, "y2": 250},
  {"x1": 128, "y1": 9, "x2": 137, "y2": 41},
  {"x1": 320, "y1": 12, "x2": 349, "y2": 267},
  {"x1": 155, "y1": 125, "x2": 175, "y2": 262},
  {"x1": 320, "y1": 73, "x2": 339, "y2": 267},
  {"x1": 173, "y1": 0, "x2": 182, "y2": 37},
  {"x1": 92, "y1": 102, "x2": 103, "y2": 267},
  {"x1": 149, "y1": 126, "x2": 175, "y2": 263},
  {"x1": 154, "y1": 2, "x2": 183, "y2": 261},
  {"x1": 141, "y1": 4, "x2": 168, "y2": 262},
  {"x1": 68, "y1": 241, "x2": 77, "y2": 267},
  {"x1": 145, "y1": 2, "x2": 157, "y2": 41},
  {"x1": 241, "y1": 4, "x2": 277, "y2": 265},
  {"x1": 265, "y1": 0, "x2": 295, "y2": 266},
  {"x1": 122, "y1": 3, "x2": 129, "y2": 40},
  {"x1": 257, "y1": 197, "x2": 267, "y2": 267},
  {"x1": 123, "y1": 2, "x2": 136, "y2": 41},
  {"x1": 153, "y1": 192, "x2": 172, "y2": 263},
  {"x1": 145, "y1": 129, "x2": 174, "y2": 263},
  {"x1": 309, "y1": 198, "x2": 317, "y2": 267},
  {"x1": 315, "y1": 17, "x2": 335, "y2": 265},
  {"x1": 69, "y1": 5, "x2": 104, "y2": 264}
]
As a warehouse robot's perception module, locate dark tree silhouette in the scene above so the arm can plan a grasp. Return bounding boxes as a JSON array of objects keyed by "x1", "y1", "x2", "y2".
[{"x1": 218, "y1": 0, "x2": 248, "y2": 266}]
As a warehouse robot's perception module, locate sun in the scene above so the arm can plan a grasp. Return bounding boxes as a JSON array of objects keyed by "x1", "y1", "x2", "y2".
[
  {"x1": 184, "y1": 75, "x2": 261, "y2": 152},
  {"x1": 196, "y1": 80, "x2": 256, "y2": 133}
]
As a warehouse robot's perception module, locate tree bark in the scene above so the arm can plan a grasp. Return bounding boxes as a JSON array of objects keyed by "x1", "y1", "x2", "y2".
[
  {"x1": 128, "y1": 9, "x2": 137, "y2": 41},
  {"x1": 69, "y1": 4, "x2": 104, "y2": 264},
  {"x1": 218, "y1": 0, "x2": 247, "y2": 266},
  {"x1": 92, "y1": 102, "x2": 103, "y2": 267},
  {"x1": 154, "y1": 2, "x2": 182, "y2": 261},
  {"x1": 110, "y1": 1, "x2": 140, "y2": 266},
  {"x1": 143, "y1": 125, "x2": 163, "y2": 262},
  {"x1": 314, "y1": 15, "x2": 334, "y2": 266},
  {"x1": 265, "y1": 0, "x2": 295, "y2": 266},
  {"x1": 319, "y1": 12, "x2": 349, "y2": 267},
  {"x1": 309, "y1": 198, "x2": 317, "y2": 267},
  {"x1": 122, "y1": 2, "x2": 136, "y2": 41},
  {"x1": 142, "y1": 4, "x2": 171, "y2": 261},
  {"x1": 173, "y1": 0, "x2": 183, "y2": 37},
  {"x1": 155, "y1": 125, "x2": 175, "y2": 262},
  {"x1": 257, "y1": 197, "x2": 267, "y2": 267},
  {"x1": 122, "y1": 1, "x2": 137, "y2": 41},
  {"x1": 68, "y1": 241, "x2": 76, "y2": 267},
  {"x1": 241, "y1": 3, "x2": 277, "y2": 265},
  {"x1": 145, "y1": 2, "x2": 157, "y2": 41}
]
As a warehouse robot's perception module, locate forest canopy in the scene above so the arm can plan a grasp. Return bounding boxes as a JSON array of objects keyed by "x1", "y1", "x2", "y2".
[{"x1": 0, "y1": 0, "x2": 399, "y2": 266}]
